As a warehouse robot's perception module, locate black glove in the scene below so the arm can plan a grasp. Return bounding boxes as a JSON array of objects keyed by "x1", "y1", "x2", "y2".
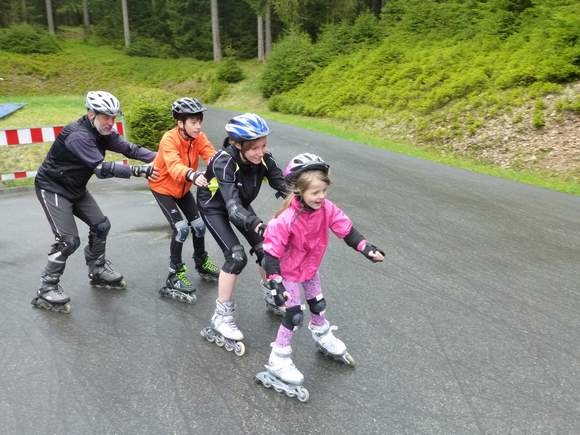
[
  {"x1": 131, "y1": 165, "x2": 153, "y2": 178},
  {"x1": 255, "y1": 222, "x2": 267, "y2": 238},
  {"x1": 361, "y1": 242, "x2": 385, "y2": 263},
  {"x1": 267, "y1": 276, "x2": 287, "y2": 307}
]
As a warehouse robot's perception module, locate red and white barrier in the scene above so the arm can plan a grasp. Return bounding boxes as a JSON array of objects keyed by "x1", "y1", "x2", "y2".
[
  {"x1": 1, "y1": 121, "x2": 126, "y2": 182},
  {"x1": 0, "y1": 121, "x2": 125, "y2": 147},
  {"x1": 0, "y1": 159, "x2": 130, "y2": 182}
]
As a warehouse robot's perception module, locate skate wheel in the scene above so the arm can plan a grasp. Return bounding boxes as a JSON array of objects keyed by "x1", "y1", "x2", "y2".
[
  {"x1": 343, "y1": 353, "x2": 356, "y2": 367},
  {"x1": 225, "y1": 342, "x2": 233, "y2": 352},
  {"x1": 297, "y1": 387, "x2": 310, "y2": 402},
  {"x1": 215, "y1": 336, "x2": 225, "y2": 347},
  {"x1": 61, "y1": 303, "x2": 71, "y2": 314},
  {"x1": 234, "y1": 342, "x2": 246, "y2": 356}
]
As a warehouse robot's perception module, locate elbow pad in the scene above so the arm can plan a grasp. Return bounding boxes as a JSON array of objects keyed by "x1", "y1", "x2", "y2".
[{"x1": 343, "y1": 226, "x2": 365, "y2": 251}]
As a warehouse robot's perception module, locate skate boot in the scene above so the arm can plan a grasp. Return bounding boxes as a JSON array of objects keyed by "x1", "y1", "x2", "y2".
[
  {"x1": 255, "y1": 343, "x2": 309, "y2": 402},
  {"x1": 88, "y1": 255, "x2": 127, "y2": 289},
  {"x1": 309, "y1": 320, "x2": 355, "y2": 366},
  {"x1": 31, "y1": 276, "x2": 71, "y2": 314},
  {"x1": 195, "y1": 254, "x2": 220, "y2": 282},
  {"x1": 261, "y1": 280, "x2": 284, "y2": 316},
  {"x1": 201, "y1": 299, "x2": 245, "y2": 356},
  {"x1": 159, "y1": 263, "x2": 196, "y2": 304}
]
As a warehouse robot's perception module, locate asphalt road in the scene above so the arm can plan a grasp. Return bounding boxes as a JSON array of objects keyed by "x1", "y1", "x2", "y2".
[{"x1": 1, "y1": 109, "x2": 579, "y2": 434}]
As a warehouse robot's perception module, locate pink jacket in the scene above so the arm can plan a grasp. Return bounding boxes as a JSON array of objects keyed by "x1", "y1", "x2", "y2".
[{"x1": 263, "y1": 197, "x2": 353, "y2": 282}]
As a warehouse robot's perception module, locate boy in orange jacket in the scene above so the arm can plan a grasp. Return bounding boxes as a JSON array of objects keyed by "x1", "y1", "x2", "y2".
[{"x1": 148, "y1": 97, "x2": 220, "y2": 303}]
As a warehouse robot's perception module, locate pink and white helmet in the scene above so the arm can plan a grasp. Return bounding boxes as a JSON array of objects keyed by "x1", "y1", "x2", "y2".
[{"x1": 284, "y1": 153, "x2": 329, "y2": 183}]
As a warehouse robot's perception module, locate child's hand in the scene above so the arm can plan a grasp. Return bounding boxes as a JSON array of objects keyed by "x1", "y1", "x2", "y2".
[
  {"x1": 194, "y1": 173, "x2": 208, "y2": 187},
  {"x1": 362, "y1": 242, "x2": 385, "y2": 263}
]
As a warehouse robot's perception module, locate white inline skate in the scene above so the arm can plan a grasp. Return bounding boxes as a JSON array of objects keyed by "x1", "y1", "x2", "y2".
[
  {"x1": 255, "y1": 344, "x2": 309, "y2": 402},
  {"x1": 260, "y1": 279, "x2": 284, "y2": 316},
  {"x1": 31, "y1": 279, "x2": 71, "y2": 314},
  {"x1": 309, "y1": 320, "x2": 355, "y2": 366},
  {"x1": 201, "y1": 299, "x2": 245, "y2": 356},
  {"x1": 159, "y1": 263, "x2": 196, "y2": 304}
]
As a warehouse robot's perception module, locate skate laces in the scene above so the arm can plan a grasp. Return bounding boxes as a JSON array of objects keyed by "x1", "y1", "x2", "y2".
[
  {"x1": 176, "y1": 266, "x2": 192, "y2": 286},
  {"x1": 201, "y1": 256, "x2": 219, "y2": 274}
]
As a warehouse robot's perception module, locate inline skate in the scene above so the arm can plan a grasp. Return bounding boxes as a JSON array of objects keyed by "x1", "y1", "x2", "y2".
[
  {"x1": 309, "y1": 320, "x2": 355, "y2": 366},
  {"x1": 255, "y1": 344, "x2": 309, "y2": 402},
  {"x1": 201, "y1": 299, "x2": 245, "y2": 356},
  {"x1": 87, "y1": 255, "x2": 127, "y2": 289},
  {"x1": 261, "y1": 280, "x2": 284, "y2": 316},
  {"x1": 195, "y1": 254, "x2": 220, "y2": 282},
  {"x1": 31, "y1": 277, "x2": 71, "y2": 314},
  {"x1": 159, "y1": 263, "x2": 196, "y2": 303}
]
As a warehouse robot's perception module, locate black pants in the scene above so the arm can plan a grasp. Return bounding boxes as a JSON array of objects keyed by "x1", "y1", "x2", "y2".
[
  {"x1": 36, "y1": 187, "x2": 109, "y2": 281},
  {"x1": 152, "y1": 190, "x2": 206, "y2": 268},
  {"x1": 200, "y1": 210, "x2": 263, "y2": 266},
  {"x1": 36, "y1": 187, "x2": 106, "y2": 256}
]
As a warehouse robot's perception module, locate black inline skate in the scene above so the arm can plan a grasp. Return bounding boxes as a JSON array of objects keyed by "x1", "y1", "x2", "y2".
[
  {"x1": 159, "y1": 263, "x2": 196, "y2": 304},
  {"x1": 31, "y1": 277, "x2": 71, "y2": 314},
  {"x1": 88, "y1": 255, "x2": 127, "y2": 289}
]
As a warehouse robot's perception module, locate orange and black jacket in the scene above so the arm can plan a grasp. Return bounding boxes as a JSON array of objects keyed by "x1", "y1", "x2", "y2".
[{"x1": 148, "y1": 127, "x2": 216, "y2": 198}]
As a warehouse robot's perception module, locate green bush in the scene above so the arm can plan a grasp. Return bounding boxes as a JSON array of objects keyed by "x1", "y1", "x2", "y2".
[
  {"x1": 0, "y1": 24, "x2": 60, "y2": 54},
  {"x1": 125, "y1": 37, "x2": 177, "y2": 59},
  {"x1": 216, "y1": 58, "x2": 245, "y2": 83},
  {"x1": 259, "y1": 31, "x2": 316, "y2": 98},
  {"x1": 125, "y1": 98, "x2": 174, "y2": 151}
]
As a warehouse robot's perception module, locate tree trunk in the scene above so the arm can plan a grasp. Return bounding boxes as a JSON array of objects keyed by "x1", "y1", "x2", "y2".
[
  {"x1": 45, "y1": 0, "x2": 55, "y2": 34},
  {"x1": 21, "y1": 0, "x2": 27, "y2": 22},
  {"x1": 121, "y1": 0, "x2": 131, "y2": 48},
  {"x1": 265, "y1": 2, "x2": 272, "y2": 58},
  {"x1": 82, "y1": 0, "x2": 90, "y2": 36},
  {"x1": 257, "y1": 14, "x2": 264, "y2": 62},
  {"x1": 371, "y1": 0, "x2": 383, "y2": 16},
  {"x1": 211, "y1": 0, "x2": 222, "y2": 61}
]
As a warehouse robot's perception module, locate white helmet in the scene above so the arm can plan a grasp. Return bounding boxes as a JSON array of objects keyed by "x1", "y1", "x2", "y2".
[{"x1": 85, "y1": 91, "x2": 121, "y2": 116}]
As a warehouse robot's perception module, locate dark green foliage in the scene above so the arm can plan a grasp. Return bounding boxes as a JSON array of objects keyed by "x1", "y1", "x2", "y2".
[
  {"x1": 125, "y1": 99, "x2": 175, "y2": 151},
  {"x1": 216, "y1": 58, "x2": 245, "y2": 83},
  {"x1": 125, "y1": 37, "x2": 178, "y2": 59},
  {"x1": 0, "y1": 24, "x2": 60, "y2": 54},
  {"x1": 259, "y1": 31, "x2": 316, "y2": 97},
  {"x1": 265, "y1": 0, "x2": 579, "y2": 142}
]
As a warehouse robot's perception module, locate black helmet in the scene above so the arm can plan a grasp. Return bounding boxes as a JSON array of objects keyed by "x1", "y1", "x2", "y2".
[
  {"x1": 171, "y1": 97, "x2": 207, "y2": 119},
  {"x1": 283, "y1": 153, "x2": 329, "y2": 184}
]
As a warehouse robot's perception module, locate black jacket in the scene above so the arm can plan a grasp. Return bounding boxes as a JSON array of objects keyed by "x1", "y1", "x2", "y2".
[
  {"x1": 35, "y1": 115, "x2": 155, "y2": 200},
  {"x1": 197, "y1": 141, "x2": 286, "y2": 231}
]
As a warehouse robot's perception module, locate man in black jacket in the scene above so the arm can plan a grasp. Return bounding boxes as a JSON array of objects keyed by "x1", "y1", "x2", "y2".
[{"x1": 32, "y1": 90, "x2": 158, "y2": 313}]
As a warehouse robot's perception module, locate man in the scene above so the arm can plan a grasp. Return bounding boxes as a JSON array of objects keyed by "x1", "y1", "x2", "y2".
[{"x1": 32, "y1": 90, "x2": 158, "y2": 313}]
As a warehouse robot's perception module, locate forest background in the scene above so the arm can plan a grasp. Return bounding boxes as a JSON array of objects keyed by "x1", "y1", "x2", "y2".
[{"x1": 0, "y1": 0, "x2": 578, "y2": 194}]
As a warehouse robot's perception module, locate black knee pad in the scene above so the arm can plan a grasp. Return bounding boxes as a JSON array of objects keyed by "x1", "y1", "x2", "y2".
[
  {"x1": 173, "y1": 219, "x2": 189, "y2": 242},
  {"x1": 189, "y1": 217, "x2": 205, "y2": 238},
  {"x1": 307, "y1": 295, "x2": 327, "y2": 315},
  {"x1": 50, "y1": 235, "x2": 81, "y2": 258},
  {"x1": 91, "y1": 217, "x2": 111, "y2": 238},
  {"x1": 282, "y1": 305, "x2": 304, "y2": 331},
  {"x1": 222, "y1": 244, "x2": 247, "y2": 275},
  {"x1": 250, "y1": 242, "x2": 264, "y2": 266}
]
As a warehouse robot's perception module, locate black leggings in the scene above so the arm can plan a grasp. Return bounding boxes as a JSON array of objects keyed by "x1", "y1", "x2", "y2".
[
  {"x1": 200, "y1": 211, "x2": 263, "y2": 268},
  {"x1": 152, "y1": 190, "x2": 206, "y2": 267}
]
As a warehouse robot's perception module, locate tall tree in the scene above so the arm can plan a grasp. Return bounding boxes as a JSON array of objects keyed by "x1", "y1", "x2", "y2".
[
  {"x1": 264, "y1": 2, "x2": 272, "y2": 57},
  {"x1": 257, "y1": 13, "x2": 264, "y2": 61},
  {"x1": 210, "y1": 0, "x2": 222, "y2": 61},
  {"x1": 45, "y1": 0, "x2": 55, "y2": 34},
  {"x1": 121, "y1": 0, "x2": 130, "y2": 47},
  {"x1": 82, "y1": 0, "x2": 89, "y2": 35}
]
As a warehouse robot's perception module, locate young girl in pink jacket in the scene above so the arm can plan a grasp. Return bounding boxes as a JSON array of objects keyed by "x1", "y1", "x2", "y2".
[{"x1": 255, "y1": 153, "x2": 384, "y2": 401}]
